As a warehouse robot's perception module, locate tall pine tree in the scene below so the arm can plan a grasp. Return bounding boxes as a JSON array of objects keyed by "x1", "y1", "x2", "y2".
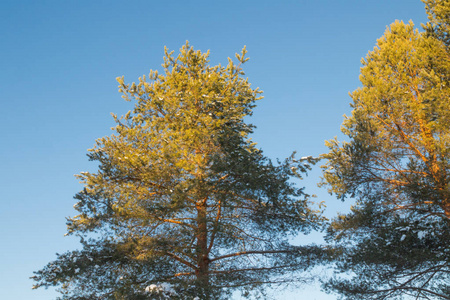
[
  {"x1": 32, "y1": 43, "x2": 326, "y2": 299},
  {"x1": 321, "y1": 1, "x2": 450, "y2": 298}
]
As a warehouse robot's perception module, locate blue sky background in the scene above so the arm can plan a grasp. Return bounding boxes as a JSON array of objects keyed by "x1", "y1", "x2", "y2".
[{"x1": 0, "y1": 1, "x2": 429, "y2": 299}]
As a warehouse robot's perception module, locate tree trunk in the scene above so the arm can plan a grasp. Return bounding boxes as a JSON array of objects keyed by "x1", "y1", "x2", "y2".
[{"x1": 196, "y1": 199, "x2": 210, "y2": 291}]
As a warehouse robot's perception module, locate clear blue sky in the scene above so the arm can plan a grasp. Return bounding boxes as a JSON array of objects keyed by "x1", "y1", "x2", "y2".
[{"x1": 0, "y1": 1, "x2": 428, "y2": 299}]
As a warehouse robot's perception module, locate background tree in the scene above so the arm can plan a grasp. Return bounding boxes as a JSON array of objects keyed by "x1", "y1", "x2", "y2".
[
  {"x1": 32, "y1": 43, "x2": 326, "y2": 299},
  {"x1": 321, "y1": 6, "x2": 450, "y2": 299},
  {"x1": 423, "y1": 0, "x2": 450, "y2": 47}
]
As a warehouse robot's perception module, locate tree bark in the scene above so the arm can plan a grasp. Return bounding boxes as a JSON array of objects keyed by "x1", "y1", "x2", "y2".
[{"x1": 196, "y1": 199, "x2": 210, "y2": 289}]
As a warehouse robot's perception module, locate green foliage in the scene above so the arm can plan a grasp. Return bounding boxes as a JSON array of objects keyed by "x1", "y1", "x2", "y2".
[
  {"x1": 321, "y1": 9, "x2": 450, "y2": 300},
  {"x1": 32, "y1": 43, "x2": 326, "y2": 299}
]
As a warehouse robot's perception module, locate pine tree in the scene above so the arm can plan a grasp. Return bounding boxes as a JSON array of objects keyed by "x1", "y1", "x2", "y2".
[
  {"x1": 423, "y1": 0, "x2": 450, "y2": 47},
  {"x1": 32, "y1": 43, "x2": 326, "y2": 299},
  {"x1": 321, "y1": 10, "x2": 450, "y2": 300}
]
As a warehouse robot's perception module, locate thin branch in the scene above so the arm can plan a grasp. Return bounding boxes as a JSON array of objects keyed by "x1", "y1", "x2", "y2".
[
  {"x1": 211, "y1": 250, "x2": 291, "y2": 262},
  {"x1": 165, "y1": 252, "x2": 197, "y2": 270}
]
